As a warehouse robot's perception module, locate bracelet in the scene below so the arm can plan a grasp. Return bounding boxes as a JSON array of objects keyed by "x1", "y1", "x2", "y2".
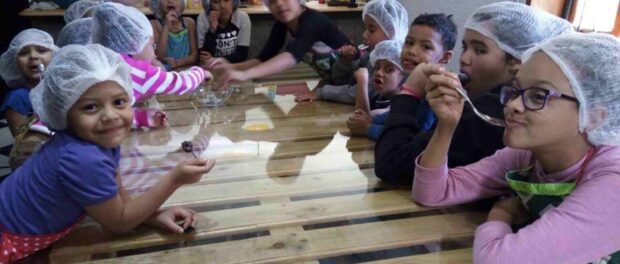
[{"x1": 401, "y1": 84, "x2": 422, "y2": 99}]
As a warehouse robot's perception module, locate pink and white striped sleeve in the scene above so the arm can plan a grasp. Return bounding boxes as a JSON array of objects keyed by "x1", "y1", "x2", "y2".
[{"x1": 122, "y1": 55, "x2": 206, "y2": 102}]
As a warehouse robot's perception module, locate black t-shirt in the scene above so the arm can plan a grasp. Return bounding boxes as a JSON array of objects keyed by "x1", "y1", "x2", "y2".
[
  {"x1": 374, "y1": 87, "x2": 506, "y2": 186},
  {"x1": 258, "y1": 8, "x2": 350, "y2": 62}
]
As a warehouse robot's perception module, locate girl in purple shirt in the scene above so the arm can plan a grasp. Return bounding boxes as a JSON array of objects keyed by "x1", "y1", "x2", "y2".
[{"x1": 0, "y1": 44, "x2": 215, "y2": 263}]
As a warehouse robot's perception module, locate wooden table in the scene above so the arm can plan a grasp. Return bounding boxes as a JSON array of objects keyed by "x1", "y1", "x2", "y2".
[{"x1": 44, "y1": 74, "x2": 483, "y2": 263}]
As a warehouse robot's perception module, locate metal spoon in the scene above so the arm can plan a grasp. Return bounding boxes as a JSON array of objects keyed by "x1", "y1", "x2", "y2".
[
  {"x1": 455, "y1": 73, "x2": 506, "y2": 127},
  {"x1": 37, "y1": 64, "x2": 45, "y2": 81}
]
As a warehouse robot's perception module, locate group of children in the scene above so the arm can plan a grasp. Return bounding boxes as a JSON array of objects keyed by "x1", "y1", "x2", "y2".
[{"x1": 0, "y1": 0, "x2": 620, "y2": 263}]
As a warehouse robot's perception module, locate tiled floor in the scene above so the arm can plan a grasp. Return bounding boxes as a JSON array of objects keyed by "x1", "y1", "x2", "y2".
[{"x1": 0, "y1": 119, "x2": 13, "y2": 177}]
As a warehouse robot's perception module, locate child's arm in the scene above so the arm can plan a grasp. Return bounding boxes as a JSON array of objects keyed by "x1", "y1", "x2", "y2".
[
  {"x1": 126, "y1": 55, "x2": 211, "y2": 101},
  {"x1": 151, "y1": 20, "x2": 169, "y2": 61},
  {"x1": 172, "y1": 17, "x2": 198, "y2": 68},
  {"x1": 5, "y1": 109, "x2": 27, "y2": 137},
  {"x1": 217, "y1": 53, "x2": 296, "y2": 88},
  {"x1": 353, "y1": 68, "x2": 370, "y2": 113},
  {"x1": 85, "y1": 159, "x2": 215, "y2": 234}
]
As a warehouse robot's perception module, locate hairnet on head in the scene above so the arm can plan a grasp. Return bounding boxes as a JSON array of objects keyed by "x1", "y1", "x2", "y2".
[
  {"x1": 465, "y1": 1, "x2": 573, "y2": 60},
  {"x1": 202, "y1": 0, "x2": 240, "y2": 13},
  {"x1": 362, "y1": 0, "x2": 409, "y2": 41},
  {"x1": 30, "y1": 44, "x2": 133, "y2": 131},
  {"x1": 263, "y1": 0, "x2": 305, "y2": 7},
  {"x1": 369, "y1": 39, "x2": 403, "y2": 72},
  {"x1": 57, "y1": 18, "x2": 93, "y2": 47},
  {"x1": 362, "y1": 0, "x2": 409, "y2": 40},
  {"x1": 0, "y1": 29, "x2": 59, "y2": 86},
  {"x1": 64, "y1": 0, "x2": 102, "y2": 24},
  {"x1": 150, "y1": 0, "x2": 186, "y2": 20},
  {"x1": 522, "y1": 33, "x2": 620, "y2": 146},
  {"x1": 91, "y1": 2, "x2": 153, "y2": 55}
]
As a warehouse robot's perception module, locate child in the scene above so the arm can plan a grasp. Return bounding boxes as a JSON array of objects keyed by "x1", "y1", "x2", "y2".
[
  {"x1": 346, "y1": 40, "x2": 404, "y2": 140},
  {"x1": 197, "y1": 0, "x2": 251, "y2": 64},
  {"x1": 414, "y1": 32, "x2": 620, "y2": 264},
  {"x1": 0, "y1": 29, "x2": 58, "y2": 137},
  {"x1": 0, "y1": 44, "x2": 215, "y2": 263},
  {"x1": 295, "y1": 0, "x2": 408, "y2": 103},
  {"x1": 57, "y1": 17, "x2": 94, "y2": 47},
  {"x1": 347, "y1": 14, "x2": 457, "y2": 140},
  {"x1": 91, "y1": 2, "x2": 211, "y2": 127},
  {"x1": 374, "y1": 2, "x2": 574, "y2": 186},
  {"x1": 205, "y1": 0, "x2": 351, "y2": 89},
  {"x1": 64, "y1": 0, "x2": 101, "y2": 24},
  {"x1": 150, "y1": 0, "x2": 199, "y2": 70}
]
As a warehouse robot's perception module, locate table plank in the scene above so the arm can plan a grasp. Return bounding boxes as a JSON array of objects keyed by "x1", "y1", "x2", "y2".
[
  {"x1": 86, "y1": 212, "x2": 484, "y2": 263},
  {"x1": 360, "y1": 248, "x2": 473, "y2": 264}
]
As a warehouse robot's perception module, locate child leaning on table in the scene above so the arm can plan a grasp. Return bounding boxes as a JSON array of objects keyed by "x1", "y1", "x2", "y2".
[
  {"x1": 0, "y1": 44, "x2": 215, "y2": 263},
  {"x1": 91, "y1": 2, "x2": 212, "y2": 128},
  {"x1": 150, "y1": 0, "x2": 199, "y2": 70},
  {"x1": 347, "y1": 13, "x2": 457, "y2": 140},
  {"x1": 295, "y1": 0, "x2": 409, "y2": 103},
  {"x1": 0, "y1": 29, "x2": 58, "y2": 137}
]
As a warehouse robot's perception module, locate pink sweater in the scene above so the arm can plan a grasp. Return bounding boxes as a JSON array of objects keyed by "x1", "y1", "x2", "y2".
[
  {"x1": 122, "y1": 54, "x2": 206, "y2": 102},
  {"x1": 413, "y1": 146, "x2": 620, "y2": 264}
]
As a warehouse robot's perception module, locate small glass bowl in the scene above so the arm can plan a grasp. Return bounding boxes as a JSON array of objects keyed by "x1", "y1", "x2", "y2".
[{"x1": 192, "y1": 82, "x2": 232, "y2": 107}]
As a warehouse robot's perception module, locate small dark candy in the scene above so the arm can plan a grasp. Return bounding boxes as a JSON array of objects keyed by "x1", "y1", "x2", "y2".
[{"x1": 181, "y1": 141, "x2": 193, "y2": 153}]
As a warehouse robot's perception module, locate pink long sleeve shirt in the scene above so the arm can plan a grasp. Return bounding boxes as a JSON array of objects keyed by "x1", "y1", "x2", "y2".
[
  {"x1": 122, "y1": 54, "x2": 206, "y2": 102},
  {"x1": 413, "y1": 146, "x2": 620, "y2": 264}
]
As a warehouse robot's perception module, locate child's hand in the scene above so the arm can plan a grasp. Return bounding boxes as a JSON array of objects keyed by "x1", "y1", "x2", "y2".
[
  {"x1": 205, "y1": 57, "x2": 231, "y2": 72},
  {"x1": 294, "y1": 90, "x2": 317, "y2": 102},
  {"x1": 163, "y1": 57, "x2": 178, "y2": 68},
  {"x1": 151, "y1": 110, "x2": 169, "y2": 127},
  {"x1": 347, "y1": 110, "x2": 372, "y2": 136},
  {"x1": 217, "y1": 69, "x2": 247, "y2": 90},
  {"x1": 425, "y1": 71, "x2": 464, "y2": 128},
  {"x1": 338, "y1": 45, "x2": 358, "y2": 61},
  {"x1": 208, "y1": 11, "x2": 221, "y2": 33},
  {"x1": 151, "y1": 207, "x2": 198, "y2": 234},
  {"x1": 170, "y1": 158, "x2": 215, "y2": 186},
  {"x1": 354, "y1": 68, "x2": 369, "y2": 84},
  {"x1": 487, "y1": 196, "x2": 530, "y2": 225},
  {"x1": 165, "y1": 11, "x2": 180, "y2": 28},
  {"x1": 199, "y1": 51, "x2": 214, "y2": 66}
]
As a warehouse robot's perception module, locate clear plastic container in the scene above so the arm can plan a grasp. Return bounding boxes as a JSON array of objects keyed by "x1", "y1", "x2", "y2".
[{"x1": 192, "y1": 82, "x2": 232, "y2": 107}]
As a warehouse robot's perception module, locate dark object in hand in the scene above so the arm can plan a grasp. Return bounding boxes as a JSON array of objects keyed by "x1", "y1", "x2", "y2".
[
  {"x1": 181, "y1": 141, "x2": 197, "y2": 158},
  {"x1": 178, "y1": 222, "x2": 196, "y2": 233},
  {"x1": 182, "y1": 141, "x2": 193, "y2": 152}
]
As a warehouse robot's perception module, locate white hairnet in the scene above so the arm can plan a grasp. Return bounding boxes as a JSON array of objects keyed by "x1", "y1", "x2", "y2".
[
  {"x1": 263, "y1": 0, "x2": 305, "y2": 7},
  {"x1": 522, "y1": 33, "x2": 620, "y2": 146},
  {"x1": 363, "y1": 0, "x2": 409, "y2": 41},
  {"x1": 91, "y1": 2, "x2": 153, "y2": 55},
  {"x1": 30, "y1": 44, "x2": 133, "y2": 131},
  {"x1": 0, "y1": 29, "x2": 58, "y2": 86},
  {"x1": 465, "y1": 1, "x2": 573, "y2": 59},
  {"x1": 369, "y1": 39, "x2": 403, "y2": 72},
  {"x1": 150, "y1": 0, "x2": 186, "y2": 20},
  {"x1": 64, "y1": 0, "x2": 102, "y2": 24},
  {"x1": 57, "y1": 18, "x2": 93, "y2": 47}
]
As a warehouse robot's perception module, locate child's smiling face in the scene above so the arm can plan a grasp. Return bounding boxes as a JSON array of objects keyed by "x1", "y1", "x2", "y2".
[
  {"x1": 401, "y1": 25, "x2": 449, "y2": 74},
  {"x1": 16, "y1": 45, "x2": 52, "y2": 85},
  {"x1": 362, "y1": 16, "x2": 388, "y2": 49},
  {"x1": 372, "y1": 59, "x2": 403, "y2": 98},
  {"x1": 67, "y1": 81, "x2": 134, "y2": 149}
]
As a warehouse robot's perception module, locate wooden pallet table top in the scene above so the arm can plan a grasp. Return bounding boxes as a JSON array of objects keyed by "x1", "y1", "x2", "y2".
[{"x1": 26, "y1": 73, "x2": 483, "y2": 263}]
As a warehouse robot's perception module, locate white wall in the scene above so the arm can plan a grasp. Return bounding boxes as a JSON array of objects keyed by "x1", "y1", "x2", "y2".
[{"x1": 398, "y1": 0, "x2": 526, "y2": 71}]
